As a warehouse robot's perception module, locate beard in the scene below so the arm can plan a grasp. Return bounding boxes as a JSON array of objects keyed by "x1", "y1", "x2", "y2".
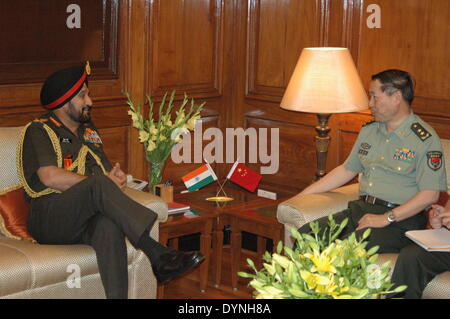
[{"x1": 68, "y1": 102, "x2": 92, "y2": 124}]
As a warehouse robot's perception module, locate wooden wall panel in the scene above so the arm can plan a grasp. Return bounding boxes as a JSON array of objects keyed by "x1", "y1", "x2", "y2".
[
  {"x1": 101, "y1": 127, "x2": 129, "y2": 170},
  {"x1": 0, "y1": 0, "x2": 119, "y2": 84},
  {"x1": 246, "y1": 0, "x2": 322, "y2": 101},
  {"x1": 147, "y1": 0, "x2": 223, "y2": 98},
  {"x1": 355, "y1": 0, "x2": 450, "y2": 120}
]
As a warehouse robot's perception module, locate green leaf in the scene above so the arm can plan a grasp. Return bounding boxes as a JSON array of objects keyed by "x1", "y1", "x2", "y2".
[
  {"x1": 165, "y1": 90, "x2": 176, "y2": 117},
  {"x1": 362, "y1": 228, "x2": 371, "y2": 240},
  {"x1": 238, "y1": 271, "x2": 255, "y2": 279},
  {"x1": 393, "y1": 285, "x2": 407, "y2": 293},
  {"x1": 366, "y1": 246, "x2": 379, "y2": 256},
  {"x1": 247, "y1": 258, "x2": 257, "y2": 272},
  {"x1": 288, "y1": 286, "x2": 310, "y2": 298},
  {"x1": 263, "y1": 251, "x2": 272, "y2": 263},
  {"x1": 276, "y1": 241, "x2": 283, "y2": 254}
]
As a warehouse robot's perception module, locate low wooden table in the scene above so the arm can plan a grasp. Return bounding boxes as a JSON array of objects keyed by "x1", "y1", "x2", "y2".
[
  {"x1": 158, "y1": 209, "x2": 213, "y2": 297},
  {"x1": 174, "y1": 185, "x2": 291, "y2": 289}
]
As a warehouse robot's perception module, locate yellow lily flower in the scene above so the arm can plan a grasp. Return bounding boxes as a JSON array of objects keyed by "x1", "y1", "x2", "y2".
[
  {"x1": 309, "y1": 251, "x2": 337, "y2": 274},
  {"x1": 300, "y1": 271, "x2": 330, "y2": 290}
]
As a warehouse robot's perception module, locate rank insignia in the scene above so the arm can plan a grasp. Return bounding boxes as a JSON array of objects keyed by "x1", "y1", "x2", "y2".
[
  {"x1": 411, "y1": 123, "x2": 431, "y2": 141},
  {"x1": 393, "y1": 148, "x2": 416, "y2": 163},
  {"x1": 427, "y1": 151, "x2": 443, "y2": 171},
  {"x1": 84, "y1": 128, "x2": 102, "y2": 144},
  {"x1": 85, "y1": 61, "x2": 91, "y2": 76},
  {"x1": 361, "y1": 143, "x2": 371, "y2": 150},
  {"x1": 358, "y1": 149, "x2": 368, "y2": 156}
]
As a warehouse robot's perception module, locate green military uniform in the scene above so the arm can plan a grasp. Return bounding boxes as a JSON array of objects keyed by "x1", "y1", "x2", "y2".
[
  {"x1": 20, "y1": 112, "x2": 112, "y2": 200},
  {"x1": 298, "y1": 112, "x2": 447, "y2": 254},
  {"x1": 344, "y1": 112, "x2": 446, "y2": 204},
  {"x1": 19, "y1": 112, "x2": 158, "y2": 299}
]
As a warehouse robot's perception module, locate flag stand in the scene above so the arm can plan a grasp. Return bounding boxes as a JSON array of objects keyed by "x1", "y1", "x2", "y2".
[{"x1": 205, "y1": 178, "x2": 234, "y2": 202}]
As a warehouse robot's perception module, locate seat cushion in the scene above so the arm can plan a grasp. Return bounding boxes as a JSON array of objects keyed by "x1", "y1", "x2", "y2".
[{"x1": 0, "y1": 126, "x2": 22, "y2": 190}]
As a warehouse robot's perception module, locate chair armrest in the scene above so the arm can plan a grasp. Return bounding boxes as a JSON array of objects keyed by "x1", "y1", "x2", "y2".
[
  {"x1": 124, "y1": 187, "x2": 168, "y2": 222},
  {"x1": 277, "y1": 183, "x2": 359, "y2": 229}
]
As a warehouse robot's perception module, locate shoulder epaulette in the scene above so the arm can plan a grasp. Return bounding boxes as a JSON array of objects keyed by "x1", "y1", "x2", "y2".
[
  {"x1": 32, "y1": 118, "x2": 48, "y2": 123},
  {"x1": 362, "y1": 120, "x2": 376, "y2": 127},
  {"x1": 411, "y1": 122, "x2": 432, "y2": 142}
]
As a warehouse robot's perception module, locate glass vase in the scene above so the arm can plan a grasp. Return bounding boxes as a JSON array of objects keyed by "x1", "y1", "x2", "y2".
[{"x1": 148, "y1": 160, "x2": 166, "y2": 194}]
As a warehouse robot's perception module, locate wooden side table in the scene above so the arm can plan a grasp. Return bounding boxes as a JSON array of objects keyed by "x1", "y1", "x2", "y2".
[
  {"x1": 227, "y1": 202, "x2": 285, "y2": 290},
  {"x1": 174, "y1": 185, "x2": 280, "y2": 288},
  {"x1": 158, "y1": 211, "x2": 213, "y2": 298}
]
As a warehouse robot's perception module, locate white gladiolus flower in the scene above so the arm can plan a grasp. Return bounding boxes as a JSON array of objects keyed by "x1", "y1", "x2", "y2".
[
  {"x1": 170, "y1": 127, "x2": 189, "y2": 141},
  {"x1": 139, "y1": 130, "x2": 150, "y2": 143}
]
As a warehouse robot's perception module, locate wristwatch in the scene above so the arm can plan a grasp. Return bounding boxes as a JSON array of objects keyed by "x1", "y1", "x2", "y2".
[{"x1": 386, "y1": 210, "x2": 396, "y2": 223}]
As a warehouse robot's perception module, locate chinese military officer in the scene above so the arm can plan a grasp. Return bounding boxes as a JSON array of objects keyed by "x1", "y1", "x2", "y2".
[{"x1": 296, "y1": 69, "x2": 447, "y2": 254}]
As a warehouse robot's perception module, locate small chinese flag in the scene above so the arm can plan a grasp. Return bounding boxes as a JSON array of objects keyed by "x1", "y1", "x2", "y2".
[{"x1": 226, "y1": 162, "x2": 262, "y2": 192}]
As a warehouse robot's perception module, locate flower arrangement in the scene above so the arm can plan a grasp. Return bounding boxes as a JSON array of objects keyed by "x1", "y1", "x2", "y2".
[
  {"x1": 238, "y1": 216, "x2": 407, "y2": 299},
  {"x1": 126, "y1": 91, "x2": 205, "y2": 192}
]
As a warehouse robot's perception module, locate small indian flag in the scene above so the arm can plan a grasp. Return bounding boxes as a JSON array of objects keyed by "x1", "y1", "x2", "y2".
[{"x1": 182, "y1": 163, "x2": 218, "y2": 192}]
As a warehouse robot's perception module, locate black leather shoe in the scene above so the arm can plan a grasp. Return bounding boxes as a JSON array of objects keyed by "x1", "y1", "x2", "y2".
[{"x1": 152, "y1": 250, "x2": 205, "y2": 284}]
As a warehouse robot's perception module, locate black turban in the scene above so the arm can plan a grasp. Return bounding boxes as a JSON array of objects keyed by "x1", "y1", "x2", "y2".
[{"x1": 40, "y1": 63, "x2": 90, "y2": 110}]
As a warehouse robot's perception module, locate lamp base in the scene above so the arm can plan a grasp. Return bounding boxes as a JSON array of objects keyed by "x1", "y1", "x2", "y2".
[{"x1": 315, "y1": 113, "x2": 331, "y2": 180}]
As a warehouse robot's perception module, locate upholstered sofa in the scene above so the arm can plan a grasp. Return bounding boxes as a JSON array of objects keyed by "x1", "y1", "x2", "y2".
[
  {"x1": 277, "y1": 139, "x2": 450, "y2": 299},
  {"x1": 0, "y1": 126, "x2": 168, "y2": 299}
]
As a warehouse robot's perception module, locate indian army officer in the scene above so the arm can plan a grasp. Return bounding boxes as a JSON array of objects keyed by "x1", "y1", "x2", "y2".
[
  {"x1": 296, "y1": 69, "x2": 447, "y2": 253},
  {"x1": 18, "y1": 63, "x2": 204, "y2": 299}
]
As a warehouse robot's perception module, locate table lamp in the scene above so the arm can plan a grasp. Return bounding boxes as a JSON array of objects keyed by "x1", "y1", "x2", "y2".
[{"x1": 280, "y1": 47, "x2": 368, "y2": 180}]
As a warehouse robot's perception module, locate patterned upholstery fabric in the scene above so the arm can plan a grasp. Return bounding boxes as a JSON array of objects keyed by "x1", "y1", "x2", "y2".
[
  {"x1": 277, "y1": 183, "x2": 359, "y2": 248},
  {"x1": 0, "y1": 126, "x2": 21, "y2": 190},
  {"x1": 277, "y1": 139, "x2": 450, "y2": 299},
  {"x1": 0, "y1": 126, "x2": 167, "y2": 299}
]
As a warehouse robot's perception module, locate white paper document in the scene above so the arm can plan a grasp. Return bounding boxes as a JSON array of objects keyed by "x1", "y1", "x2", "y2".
[{"x1": 405, "y1": 228, "x2": 450, "y2": 252}]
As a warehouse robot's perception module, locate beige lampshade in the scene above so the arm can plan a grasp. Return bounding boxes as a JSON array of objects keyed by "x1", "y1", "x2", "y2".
[{"x1": 280, "y1": 47, "x2": 368, "y2": 114}]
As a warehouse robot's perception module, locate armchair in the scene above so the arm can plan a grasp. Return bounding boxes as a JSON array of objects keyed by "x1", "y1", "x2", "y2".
[
  {"x1": 277, "y1": 139, "x2": 450, "y2": 299},
  {"x1": 0, "y1": 126, "x2": 168, "y2": 299}
]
